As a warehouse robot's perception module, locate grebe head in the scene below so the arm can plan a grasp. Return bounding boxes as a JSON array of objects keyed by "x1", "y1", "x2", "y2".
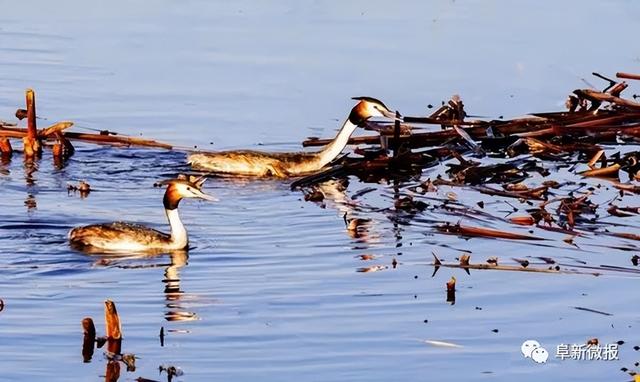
[
  {"x1": 349, "y1": 96, "x2": 401, "y2": 125},
  {"x1": 161, "y1": 176, "x2": 218, "y2": 210}
]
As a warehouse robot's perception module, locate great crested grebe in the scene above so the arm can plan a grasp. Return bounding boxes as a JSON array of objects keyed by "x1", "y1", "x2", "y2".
[
  {"x1": 187, "y1": 97, "x2": 400, "y2": 177},
  {"x1": 69, "y1": 177, "x2": 216, "y2": 252}
]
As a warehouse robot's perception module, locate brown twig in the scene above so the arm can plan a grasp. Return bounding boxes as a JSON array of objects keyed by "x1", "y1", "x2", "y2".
[
  {"x1": 104, "y1": 299, "x2": 122, "y2": 340},
  {"x1": 0, "y1": 138, "x2": 12, "y2": 156},
  {"x1": 436, "y1": 222, "x2": 545, "y2": 240},
  {"x1": 574, "y1": 89, "x2": 640, "y2": 110},
  {"x1": 82, "y1": 317, "x2": 96, "y2": 362},
  {"x1": 616, "y1": 72, "x2": 640, "y2": 81},
  {"x1": 0, "y1": 125, "x2": 173, "y2": 149},
  {"x1": 431, "y1": 257, "x2": 602, "y2": 276}
]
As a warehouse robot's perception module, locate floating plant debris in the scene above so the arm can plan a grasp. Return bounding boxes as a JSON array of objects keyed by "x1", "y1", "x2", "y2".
[
  {"x1": 436, "y1": 223, "x2": 545, "y2": 241},
  {"x1": 0, "y1": 88, "x2": 173, "y2": 165},
  {"x1": 159, "y1": 365, "x2": 184, "y2": 382},
  {"x1": 104, "y1": 299, "x2": 122, "y2": 340},
  {"x1": 288, "y1": 72, "x2": 640, "y2": 281},
  {"x1": 429, "y1": 253, "x2": 609, "y2": 276},
  {"x1": 573, "y1": 306, "x2": 614, "y2": 316},
  {"x1": 357, "y1": 265, "x2": 387, "y2": 273},
  {"x1": 446, "y1": 276, "x2": 456, "y2": 291},
  {"x1": 68, "y1": 181, "x2": 91, "y2": 197},
  {"x1": 122, "y1": 353, "x2": 137, "y2": 372},
  {"x1": 81, "y1": 317, "x2": 96, "y2": 362},
  {"x1": 446, "y1": 276, "x2": 456, "y2": 304}
]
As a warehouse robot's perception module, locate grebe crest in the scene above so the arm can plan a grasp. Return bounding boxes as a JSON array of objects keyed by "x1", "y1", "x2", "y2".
[{"x1": 159, "y1": 175, "x2": 217, "y2": 209}]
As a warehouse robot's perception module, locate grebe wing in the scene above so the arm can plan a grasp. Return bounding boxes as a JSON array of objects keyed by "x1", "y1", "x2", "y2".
[
  {"x1": 189, "y1": 150, "x2": 316, "y2": 163},
  {"x1": 69, "y1": 222, "x2": 169, "y2": 247},
  {"x1": 188, "y1": 150, "x2": 316, "y2": 176}
]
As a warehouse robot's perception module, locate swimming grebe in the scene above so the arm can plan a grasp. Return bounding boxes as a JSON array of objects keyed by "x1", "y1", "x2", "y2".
[
  {"x1": 69, "y1": 177, "x2": 216, "y2": 252},
  {"x1": 187, "y1": 97, "x2": 400, "y2": 177}
]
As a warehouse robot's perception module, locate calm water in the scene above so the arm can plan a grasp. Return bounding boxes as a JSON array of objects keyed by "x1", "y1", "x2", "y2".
[{"x1": 1, "y1": 1, "x2": 640, "y2": 381}]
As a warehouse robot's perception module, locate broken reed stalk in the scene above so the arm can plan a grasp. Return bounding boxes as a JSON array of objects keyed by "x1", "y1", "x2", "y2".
[
  {"x1": 104, "y1": 300, "x2": 122, "y2": 340},
  {"x1": 0, "y1": 125, "x2": 173, "y2": 149},
  {"x1": 303, "y1": 108, "x2": 640, "y2": 152},
  {"x1": 446, "y1": 276, "x2": 456, "y2": 304},
  {"x1": 436, "y1": 223, "x2": 545, "y2": 240},
  {"x1": 303, "y1": 124, "x2": 492, "y2": 148},
  {"x1": 39, "y1": 121, "x2": 75, "y2": 137},
  {"x1": 104, "y1": 299, "x2": 122, "y2": 355},
  {"x1": 431, "y1": 253, "x2": 602, "y2": 276},
  {"x1": 474, "y1": 185, "x2": 547, "y2": 201},
  {"x1": 434, "y1": 261, "x2": 580, "y2": 275},
  {"x1": 616, "y1": 72, "x2": 640, "y2": 81},
  {"x1": 23, "y1": 89, "x2": 41, "y2": 157},
  {"x1": 82, "y1": 317, "x2": 96, "y2": 363},
  {"x1": 0, "y1": 138, "x2": 11, "y2": 156},
  {"x1": 579, "y1": 163, "x2": 620, "y2": 178},
  {"x1": 26, "y1": 90, "x2": 36, "y2": 138},
  {"x1": 1, "y1": 88, "x2": 172, "y2": 151},
  {"x1": 82, "y1": 316, "x2": 96, "y2": 338},
  {"x1": 393, "y1": 111, "x2": 401, "y2": 157},
  {"x1": 574, "y1": 89, "x2": 640, "y2": 110},
  {"x1": 52, "y1": 131, "x2": 75, "y2": 162}
]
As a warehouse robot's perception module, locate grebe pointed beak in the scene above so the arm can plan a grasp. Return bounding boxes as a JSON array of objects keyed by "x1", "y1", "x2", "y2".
[
  {"x1": 190, "y1": 187, "x2": 218, "y2": 201},
  {"x1": 198, "y1": 193, "x2": 219, "y2": 202},
  {"x1": 381, "y1": 109, "x2": 403, "y2": 121}
]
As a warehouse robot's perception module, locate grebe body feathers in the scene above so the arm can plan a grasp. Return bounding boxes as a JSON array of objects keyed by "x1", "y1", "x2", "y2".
[
  {"x1": 188, "y1": 150, "x2": 321, "y2": 177},
  {"x1": 69, "y1": 222, "x2": 174, "y2": 252}
]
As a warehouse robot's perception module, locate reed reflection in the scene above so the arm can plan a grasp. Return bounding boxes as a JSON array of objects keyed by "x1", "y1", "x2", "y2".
[
  {"x1": 104, "y1": 360, "x2": 120, "y2": 382},
  {"x1": 23, "y1": 158, "x2": 38, "y2": 210},
  {"x1": 0, "y1": 151, "x2": 10, "y2": 169}
]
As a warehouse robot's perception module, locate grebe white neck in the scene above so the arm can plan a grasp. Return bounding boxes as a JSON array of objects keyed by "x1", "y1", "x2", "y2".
[
  {"x1": 166, "y1": 208, "x2": 188, "y2": 248},
  {"x1": 316, "y1": 118, "x2": 359, "y2": 168}
]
